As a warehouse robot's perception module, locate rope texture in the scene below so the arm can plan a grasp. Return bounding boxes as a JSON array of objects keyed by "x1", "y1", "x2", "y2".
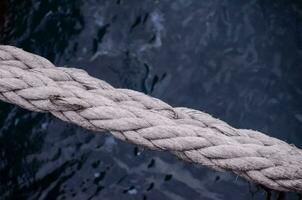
[{"x1": 0, "y1": 45, "x2": 301, "y2": 193}]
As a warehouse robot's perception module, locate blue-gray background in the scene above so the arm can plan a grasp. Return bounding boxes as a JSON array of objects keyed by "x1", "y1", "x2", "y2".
[{"x1": 0, "y1": 0, "x2": 302, "y2": 199}]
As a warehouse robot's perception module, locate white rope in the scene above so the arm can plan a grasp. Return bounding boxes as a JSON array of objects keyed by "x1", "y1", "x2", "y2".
[{"x1": 0, "y1": 45, "x2": 301, "y2": 193}]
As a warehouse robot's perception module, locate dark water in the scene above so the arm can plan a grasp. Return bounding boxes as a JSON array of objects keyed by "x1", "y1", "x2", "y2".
[{"x1": 1, "y1": 0, "x2": 302, "y2": 199}]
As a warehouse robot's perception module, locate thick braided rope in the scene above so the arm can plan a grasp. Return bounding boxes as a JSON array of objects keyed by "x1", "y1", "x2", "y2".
[{"x1": 0, "y1": 45, "x2": 301, "y2": 193}]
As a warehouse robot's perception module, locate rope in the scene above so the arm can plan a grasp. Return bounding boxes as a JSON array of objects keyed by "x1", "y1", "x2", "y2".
[{"x1": 0, "y1": 45, "x2": 301, "y2": 193}]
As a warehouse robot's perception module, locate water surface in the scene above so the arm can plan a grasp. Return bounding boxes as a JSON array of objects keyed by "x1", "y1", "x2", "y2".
[{"x1": 1, "y1": 0, "x2": 302, "y2": 199}]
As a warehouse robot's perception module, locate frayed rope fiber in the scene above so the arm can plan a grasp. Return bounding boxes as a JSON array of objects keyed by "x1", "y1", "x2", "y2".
[{"x1": 0, "y1": 45, "x2": 301, "y2": 193}]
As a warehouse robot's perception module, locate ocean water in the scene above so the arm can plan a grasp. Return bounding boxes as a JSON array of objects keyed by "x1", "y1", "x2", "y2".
[{"x1": 0, "y1": 0, "x2": 302, "y2": 199}]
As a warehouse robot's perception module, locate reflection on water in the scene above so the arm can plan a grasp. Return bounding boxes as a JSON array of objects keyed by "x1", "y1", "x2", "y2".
[{"x1": 1, "y1": 0, "x2": 302, "y2": 199}]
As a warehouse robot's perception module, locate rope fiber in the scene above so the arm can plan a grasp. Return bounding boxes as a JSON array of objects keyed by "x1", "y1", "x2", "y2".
[{"x1": 0, "y1": 45, "x2": 301, "y2": 193}]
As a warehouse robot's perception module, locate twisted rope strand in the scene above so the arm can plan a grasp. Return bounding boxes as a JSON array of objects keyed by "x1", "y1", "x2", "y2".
[{"x1": 0, "y1": 45, "x2": 301, "y2": 192}]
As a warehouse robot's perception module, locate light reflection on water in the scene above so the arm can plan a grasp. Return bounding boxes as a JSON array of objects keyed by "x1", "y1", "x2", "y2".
[{"x1": 0, "y1": 0, "x2": 302, "y2": 199}]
